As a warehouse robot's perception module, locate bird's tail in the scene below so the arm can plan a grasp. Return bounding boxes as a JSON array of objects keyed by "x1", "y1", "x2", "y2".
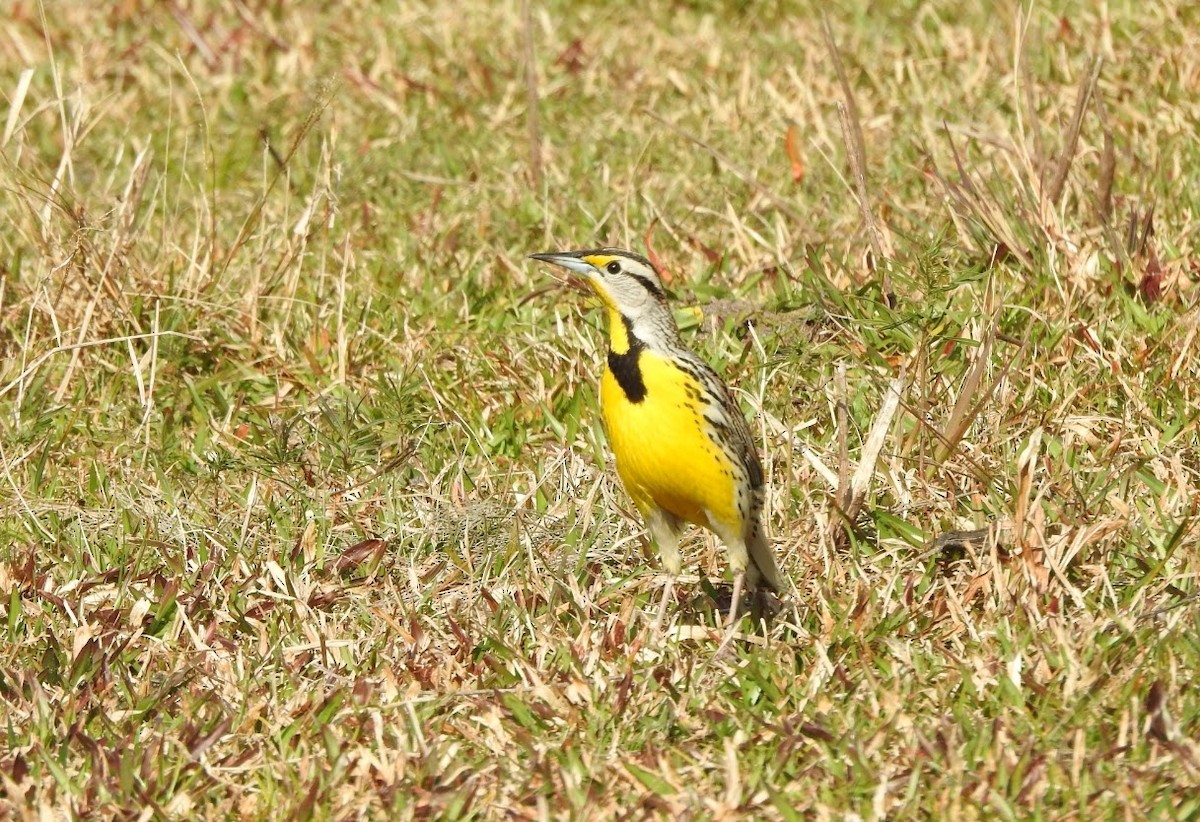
[{"x1": 746, "y1": 524, "x2": 787, "y2": 593}]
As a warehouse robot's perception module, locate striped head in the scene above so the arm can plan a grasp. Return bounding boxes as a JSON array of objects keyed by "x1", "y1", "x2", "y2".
[{"x1": 530, "y1": 247, "x2": 681, "y2": 352}]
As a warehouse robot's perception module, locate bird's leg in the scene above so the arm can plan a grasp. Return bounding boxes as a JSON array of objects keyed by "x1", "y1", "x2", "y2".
[
  {"x1": 710, "y1": 570, "x2": 747, "y2": 658},
  {"x1": 652, "y1": 573, "x2": 676, "y2": 634},
  {"x1": 703, "y1": 514, "x2": 751, "y2": 631},
  {"x1": 726, "y1": 569, "x2": 745, "y2": 628},
  {"x1": 646, "y1": 507, "x2": 682, "y2": 633}
]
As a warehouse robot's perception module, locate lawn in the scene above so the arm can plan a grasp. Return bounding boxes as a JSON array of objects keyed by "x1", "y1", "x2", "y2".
[{"x1": 2, "y1": 0, "x2": 1199, "y2": 817}]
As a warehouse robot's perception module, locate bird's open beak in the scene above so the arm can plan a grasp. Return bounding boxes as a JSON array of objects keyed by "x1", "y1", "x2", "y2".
[{"x1": 529, "y1": 251, "x2": 596, "y2": 277}]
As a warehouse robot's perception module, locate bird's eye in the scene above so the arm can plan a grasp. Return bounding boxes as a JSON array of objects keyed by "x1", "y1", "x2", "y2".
[{"x1": 606, "y1": 261, "x2": 621, "y2": 274}]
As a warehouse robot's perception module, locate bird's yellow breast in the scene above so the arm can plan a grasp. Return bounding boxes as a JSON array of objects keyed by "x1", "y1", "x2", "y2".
[{"x1": 600, "y1": 349, "x2": 741, "y2": 531}]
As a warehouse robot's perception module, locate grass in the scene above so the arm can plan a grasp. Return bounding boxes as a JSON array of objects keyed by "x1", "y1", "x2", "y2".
[{"x1": 2, "y1": 0, "x2": 1200, "y2": 817}]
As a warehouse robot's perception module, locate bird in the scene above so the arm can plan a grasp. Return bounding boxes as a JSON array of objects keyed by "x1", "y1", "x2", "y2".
[{"x1": 530, "y1": 247, "x2": 787, "y2": 629}]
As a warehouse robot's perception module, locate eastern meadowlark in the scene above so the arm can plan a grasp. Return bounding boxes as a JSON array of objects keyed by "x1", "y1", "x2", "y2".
[{"x1": 531, "y1": 247, "x2": 787, "y2": 627}]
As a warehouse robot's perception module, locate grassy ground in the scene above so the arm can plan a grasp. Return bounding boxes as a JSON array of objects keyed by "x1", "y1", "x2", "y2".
[{"x1": 2, "y1": 0, "x2": 1199, "y2": 817}]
